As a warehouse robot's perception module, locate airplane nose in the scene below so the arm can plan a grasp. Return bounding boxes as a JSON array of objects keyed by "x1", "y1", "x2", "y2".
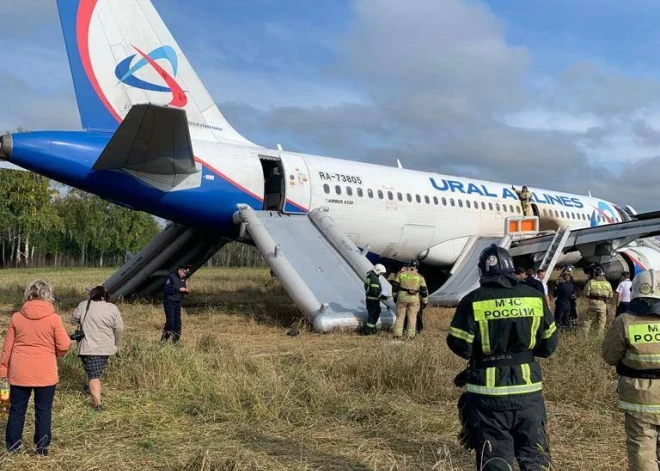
[{"x1": 0, "y1": 134, "x2": 12, "y2": 160}]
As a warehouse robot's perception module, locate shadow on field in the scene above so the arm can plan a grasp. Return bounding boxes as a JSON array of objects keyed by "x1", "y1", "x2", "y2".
[
  {"x1": 183, "y1": 285, "x2": 303, "y2": 329},
  {"x1": 234, "y1": 430, "x2": 373, "y2": 470}
]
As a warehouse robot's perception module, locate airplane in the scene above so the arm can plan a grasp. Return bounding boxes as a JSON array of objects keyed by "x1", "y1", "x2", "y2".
[{"x1": 2, "y1": 0, "x2": 660, "y2": 331}]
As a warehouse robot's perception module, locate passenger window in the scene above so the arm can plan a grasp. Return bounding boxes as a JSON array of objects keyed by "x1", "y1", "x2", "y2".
[
  {"x1": 397, "y1": 192, "x2": 403, "y2": 201},
  {"x1": 489, "y1": 203, "x2": 493, "y2": 211},
  {"x1": 416, "y1": 194, "x2": 421, "y2": 203},
  {"x1": 368, "y1": 189, "x2": 374, "y2": 198},
  {"x1": 323, "y1": 184, "x2": 330, "y2": 194},
  {"x1": 474, "y1": 201, "x2": 479, "y2": 209},
  {"x1": 542, "y1": 209, "x2": 547, "y2": 217},
  {"x1": 346, "y1": 187, "x2": 353, "y2": 196},
  {"x1": 481, "y1": 202, "x2": 486, "y2": 210},
  {"x1": 555, "y1": 210, "x2": 559, "y2": 217},
  {"x1": 378, "y1": 190, "x2": 384, "y2": 199},
  {"x1": 515, "y1": 206, "x2": 521, "y2": 214},
  {"x1": 407, "y1": 194, "x2": 412, "y2": 202},
  {"x1": 496, "y1": 204, "x2": 500, "y2": 211},
  {"x1": 509, "y1": 205, "x2": 515, "y2": 213},
  {"x1": 458, "y1": 199, "x2": 463, "y2": 208},
  {"x1": 442, "y1": 197, "x2": 448, "y2": 206},
  {"x1": 386, "y1": 191, "x2": 392, "y2": 200},
  {"x1": 503, "y1": 204, "x2": 508, "y2": 212},
  {"x1": 335, "y1": 185, "x2": 342, "y2": 195},
  {"x1": 466, "y1": 201, "x2": 471, "y2": 209},
  {"x1": 450, "y1": 198, "x2": 455, "y2": 207},
  {"x1": 433, "y1": 196, "x2": 439, "y2": 205},
  {"x1": 560, "y1": 211, "x2": 565, "y2": 218},
  {"x1": 357, "y1": 188, "x2": 363, "y2": 197},
  {"x1": 424, "y1": 195, "x2": 430, "y2": 204}
]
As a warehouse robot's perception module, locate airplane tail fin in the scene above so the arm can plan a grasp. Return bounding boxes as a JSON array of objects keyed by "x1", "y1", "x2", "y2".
[{"x1": 56, "y1": 0, "x2": 255, "y2": 146}]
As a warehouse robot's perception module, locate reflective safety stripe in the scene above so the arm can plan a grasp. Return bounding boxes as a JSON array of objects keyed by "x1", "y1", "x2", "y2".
[
  {"x1": 479, "y1": 320, "x2": 491, "y2": 354},
  {"x1": 529, "y1": 315, "x2": 541, "y2": 349},
  {"x1": 449, "y1": 327, "x2": 474, "y2": 343},
  {"x1": 542, "y1": 322, "x2": 557, "y2": 340},
  {"x1": 486, "y1": 367, "x2": 495, "y2": 388},
  {"x1": 619, "y1": 400, "x2": 660, "y2": 414},
  {"x1": 626, "y1": 352, "x2": 660, "y2": 363},
  {"x1": 366, "y1": 323, "x2": 376, "y2": 328},
  {"x1": 629, "y1": 323, "x2": 660, "y2": 344},
  {"x1": 466, "y1": 382, "x2": 542, "y2": 396},
  {"x1": 370, "y1": 284, "x2": 381, "y2": 288},
  {"x1": 521, "y1": 363, "x2": 531, "y2": 385},
  {"x1": 367, "y1": 296, "x2": 380, "y2": 300},
  {"x1": 473, "y1": 298, "x2": 544, "y2": 322}
]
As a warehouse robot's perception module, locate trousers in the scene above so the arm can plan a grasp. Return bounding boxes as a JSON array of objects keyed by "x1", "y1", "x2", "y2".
[
  {"x1": 625, "y1": 413, "x2": 660, "y2": 471},
  {"x1": 6, "y1": 385, "x2": 56, "y2": 454},
  {"x1": 393, "y1": 301, "x2": 420, "y2": 338},
  {"x1": 162, "y1": 301, "x2": 182, "y2": 343},
  {"x1": 579, "y1": 300, "x2": 608, "y2": 335},
  {"x1": 467, "y1": 395, "x2": 550, "y2": 471},
  {"x1": 363, "y1": 299, "x2": 381, "y2": 335}
]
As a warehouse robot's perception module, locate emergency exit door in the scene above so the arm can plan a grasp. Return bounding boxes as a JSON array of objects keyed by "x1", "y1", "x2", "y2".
[{"x1": 279, "y1": 153, "x2": 311, "y2": 214}]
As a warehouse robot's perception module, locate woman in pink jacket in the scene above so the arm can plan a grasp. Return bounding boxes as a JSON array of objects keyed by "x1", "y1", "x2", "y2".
[{"x1": 0, "y1": 280, "x2": 72, "y2": 455}]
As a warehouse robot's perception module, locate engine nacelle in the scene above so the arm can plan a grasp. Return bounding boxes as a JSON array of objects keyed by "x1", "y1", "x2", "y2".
[
  {"x1": 418, "y1": 237, "x2": 471, "y2": 266},
  {"x1": 616, "y1": 245, "x2": 660, "y2": 277}
]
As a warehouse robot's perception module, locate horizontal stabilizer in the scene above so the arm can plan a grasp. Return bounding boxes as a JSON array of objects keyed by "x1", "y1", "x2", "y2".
[{"x1": 93, "y1": 104, "x2": 198, "y2": 175}]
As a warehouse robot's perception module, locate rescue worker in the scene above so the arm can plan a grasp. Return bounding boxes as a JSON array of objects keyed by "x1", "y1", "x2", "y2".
[
  {"x1": 581, "y1": 265, "x2": 613, "y2": 334},
  {"x1": 161, "y1": 265, "x2": 190, "y2": 343},
  {"x1": 447, "y1": 244, "x2": 558, "y2": 471},
  {"x1": 363, "y1": 264, "x2": 388, "y2": 335},
  {"x1": 553, "y1": 272, "x2": 575, "y2": 329},
  {"x1": 513, "y1": 185, "x2": 533, "y2": 216},
  {"x1": 392, "y1": 260, "x2": 428, "y2": 339},
  {"x1": 602, "y1": 269, "x2": 660, "y2": 471},
  {"x1": 560, "y1": 265, "x2": 578, "y2": 323}
]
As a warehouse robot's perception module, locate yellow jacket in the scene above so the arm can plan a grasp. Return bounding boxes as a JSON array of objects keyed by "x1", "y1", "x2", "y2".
[
  {"x1": 584, "y1": 276, "x2": 613, "y2": 302},
  {"x1": 603, "y1": 311, "x2": 660, "y2": 424},
  {"x1": 392, "y1": 267, "x2": 429, "y2": 304}
]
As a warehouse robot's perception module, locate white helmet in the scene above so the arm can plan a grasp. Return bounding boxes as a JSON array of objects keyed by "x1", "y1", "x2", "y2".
[
  {"x1": 373, "y1": 264, "x2": 386, "y2": 275},
  {"x1": 632, "y1": 269, "x2": 660, "y2": 300}
]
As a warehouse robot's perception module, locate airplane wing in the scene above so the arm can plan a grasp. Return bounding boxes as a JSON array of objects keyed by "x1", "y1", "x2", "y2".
[{"x1": 509, "y1": 215, "x2": 660, "y2": 258}]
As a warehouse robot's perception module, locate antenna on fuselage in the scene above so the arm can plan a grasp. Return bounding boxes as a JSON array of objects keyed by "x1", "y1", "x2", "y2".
[
  {"x1": 588, "y1": 190, "x2": 592, "y2": 197},
  {"x1": 396, "y1": 159, "x2": 404, "y2": 169},
  {"x1": 277, "y1": 144, "x2": 284, "y2": 151}
]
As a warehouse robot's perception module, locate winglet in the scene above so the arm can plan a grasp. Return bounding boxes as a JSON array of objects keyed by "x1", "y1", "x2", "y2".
[{"x1": 397, "y1": 159, "x2": 404, "y2": 169}]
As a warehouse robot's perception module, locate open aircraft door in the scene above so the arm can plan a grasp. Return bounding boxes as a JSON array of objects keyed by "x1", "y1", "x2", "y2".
[{"x1": 279, "y1": 153, "x2": 311, "y2": 214}]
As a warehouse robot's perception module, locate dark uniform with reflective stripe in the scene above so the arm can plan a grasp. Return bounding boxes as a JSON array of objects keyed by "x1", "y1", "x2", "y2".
[
  {"x1": 448, "y1": 280, "x2": 559, "y2": 471},
  {"x1": 363, "y1": 271, "x2": 383, "y2": 335}
]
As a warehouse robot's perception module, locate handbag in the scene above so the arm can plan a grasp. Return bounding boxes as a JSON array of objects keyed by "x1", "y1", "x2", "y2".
[{"x1": 70, "y1": 299, "x2": 91, "y2": 342}]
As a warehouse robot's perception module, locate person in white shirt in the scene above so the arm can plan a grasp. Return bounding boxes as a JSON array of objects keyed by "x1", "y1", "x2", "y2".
[
  {"x1": 536, "y1": 269, "x2": 550, "y2": 306},
  {"x1": 615, "y1": 271, "x2": 633, "y2": 317}
]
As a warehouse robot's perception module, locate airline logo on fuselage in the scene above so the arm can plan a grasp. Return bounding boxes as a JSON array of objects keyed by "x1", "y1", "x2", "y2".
[
  {"x1": 429, "y1": 177, "x2": 584, "y2": 208},
  {"x1": 114, "y1": 45, "x2": 187, "y2": 108}
]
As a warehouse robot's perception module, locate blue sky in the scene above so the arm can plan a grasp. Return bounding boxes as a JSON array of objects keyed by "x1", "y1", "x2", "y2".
[{"x1": 3, "y1": 0, "x2": 660, "y2": 210}]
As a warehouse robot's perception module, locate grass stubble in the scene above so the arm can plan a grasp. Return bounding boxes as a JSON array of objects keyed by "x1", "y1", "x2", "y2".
[{"x1": 0, "y1": 268, "x2": 627, "y2": 470}]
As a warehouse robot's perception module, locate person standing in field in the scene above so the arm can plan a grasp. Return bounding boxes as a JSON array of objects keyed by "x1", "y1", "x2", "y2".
[
  {"x1": 71, "y1": 285, "x2": 123, "y2": 412},
  {"x1": 0, "y1": 280, "x2": 71, "y2": 455},
  {"x1": 616, "y1": 271, "x2": 633, "y2": 317},
  {"x1": 161, "y1": 265, "x2": 190, "y2": 343}
]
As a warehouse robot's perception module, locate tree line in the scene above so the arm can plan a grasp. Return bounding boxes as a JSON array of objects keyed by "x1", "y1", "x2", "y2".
[{"x1": 0, "y1": 170, "x2": 266, "y2": 269}]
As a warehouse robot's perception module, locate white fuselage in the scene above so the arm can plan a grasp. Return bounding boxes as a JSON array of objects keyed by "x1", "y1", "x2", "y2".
[{"x1": 200, "y1": 141, "x2": 621, "y2": 267}]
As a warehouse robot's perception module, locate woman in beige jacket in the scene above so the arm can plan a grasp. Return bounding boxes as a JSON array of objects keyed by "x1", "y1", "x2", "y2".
[{"x1": 71, "y1": 286, "x2": 123, "y2": 411}]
